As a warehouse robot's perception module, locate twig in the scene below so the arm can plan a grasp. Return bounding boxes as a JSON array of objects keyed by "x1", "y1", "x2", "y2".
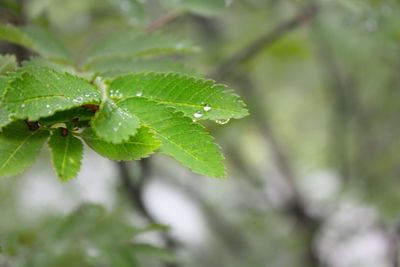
[
  {"x1": 202, "y1": 5, "x2": 322, "y2": 265},
  {"x1": 146, "y1": 12, "x2": 182, "y2": 33},
  {"x1": 117, "y1": 160, "x2": 180, "y2": 267},
  {"x1": 212, "y1": 4, "x2": 318, "y2": 80}
]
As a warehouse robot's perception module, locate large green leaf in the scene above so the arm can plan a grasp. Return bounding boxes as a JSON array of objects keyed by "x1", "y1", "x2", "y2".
[
  {"x1": 109, "y1": 72, "x2": 248, "y2": 121},
  {"x1": 91, "y1": 99, "x2": 140, "y2": 143},
  {"x1": 0, "y1": 121, "x2": 49, "y2": 177},
  {"x1": 83, "y1": 32, "x2": 198, "y2": 66},
  {"x1": 48, "y1": 128, "x2": 83, "y2": 181},
  {"x1": 82, "y1": 127, "x2": 160, "y2": 161},
  {"x1": 119, "y1": 97, "x2": 225, "y2": 177},
  {"x1": 160, "y1": 0, "x2": 227, "y2": 16},
  {"x1": 4, "y1": 66, "x2": 101, "y2": 121},
  {"x1": 0, "y1": 23, "x2": 70, "y2": 61}
]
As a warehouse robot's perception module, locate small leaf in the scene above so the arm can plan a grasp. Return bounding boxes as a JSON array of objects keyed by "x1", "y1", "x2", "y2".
[
  {"x1": 82, "y1": 127, "x2": 160, "y2": 161},
  {"x1": 0, "y1": 54, "x2": 17, "y2": 75},
  {"x1": 120, "y1": 97, "x2": 225, "y2": 177},
  {"x1": 48, "y1": 128, "x2": 83, "y2": 181},
  {"x1": 83, "y1": 32, "x2": 198, "y2": 66},
  {"x1": 109, "y1": 72, "x2": 248, "y2": 121},
  {"x1": 4, "y1": 66, "x2": 101, "y2": 121},
  {"x1": 0, "y1": 121, "x2": 49, "y2": 177},
  {"x1": 91, "y1": 99, "x2": 140, "y2": 144}
]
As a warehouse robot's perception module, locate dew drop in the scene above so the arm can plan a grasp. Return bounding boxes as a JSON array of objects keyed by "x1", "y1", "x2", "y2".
[
  {"x1": 193, "y1": 111, "x2": 203, "y2": 119},
  {"x1": 113, "y1": 127, "x2": 118, "y2": 132},
  {"x1": 203, "y1": 104, "x2": 212, "y2": 112},
  {"x1": 46, "y1": 104, "x2": 50, "y2": 108},
  {"x1": 21, "y1": 104, "x2": 25, "y2": 108},
  {"x1": 136, "y1": 91, "x2": 143, "y2": 97},
  {"x1": 215, "y1": 119, "x2": 230, "y2": 125},
  {"x1": 118, "y1": 122, "x2": 122, "y2": 126}
]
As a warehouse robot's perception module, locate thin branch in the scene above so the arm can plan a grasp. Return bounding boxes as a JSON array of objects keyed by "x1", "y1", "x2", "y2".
[
  {"x1": 117, "y1": 160, "x2": 180, "y2": 267},
  {"x1": 146, "y1": 11, "x2": 182, "y2": 33},
  {"x1": 212, "y1": 4, "x2": 319, "y2": 80}
]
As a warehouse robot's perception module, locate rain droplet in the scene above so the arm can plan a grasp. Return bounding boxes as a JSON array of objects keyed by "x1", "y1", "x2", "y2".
[
  {"x1": 113, "y1": 127, "x2": 118, "y2": 132},
  {"x1": 215, "y1": 119, "x2": 230, "y2": 125},
  {"x1": 136, "y1": 91, "x2": 143, "y2": 97},
  {"x1": 46, "y1": 104, "x2": 50, "y2": 108},
  {"x1": 118, "y1": 122, "x2": 122, "y2": 126},
  {"x1": 21, "y1": 104, "x2": 25, "y2": 108},
  {"x1": 193, "y1": 111, "x2": 203, "y2": 119},
  {"x1": 203, "y1": 104, "x2": 211, "y2": 112}
]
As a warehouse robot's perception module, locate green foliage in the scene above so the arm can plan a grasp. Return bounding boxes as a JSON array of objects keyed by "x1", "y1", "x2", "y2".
[
  {"x1": 109, "y1": 72, "x2": 248, "y2": 121},
  {"x1": 0, "y1": 19, "x2": 247, "y2": 180},
  {"x1": 82, "y1": 127, "x2": 160, "y2": 161},
  {"x1": 0, "y1": 121, "x2": 49, "y2": 177},
  {"x1": 0, "y1": 204, "x2": 174, "y2": 267},
  {"x1": 117, "y1": 97, "x2": 226, "y2": 177},
  {"x1": 4, "y1": 66, "x2": 101, "y2": 121},
  {"x1": 91, "y1": 98, "x2": 140, "y2": 144},
  {"x1": 48, "y1": 128, "x2": 83, "y2": 181},
  {"x1": 0, "y1": 76, "x2": 12, "y2": 130},
  {"x1": 0, "y1": 23, "x2": 70, "y2": 62}
]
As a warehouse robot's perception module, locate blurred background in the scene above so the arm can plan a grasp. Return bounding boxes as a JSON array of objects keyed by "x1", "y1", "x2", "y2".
[{"x1": 1, "y1": 0, "x2": 400, "y2": 266}]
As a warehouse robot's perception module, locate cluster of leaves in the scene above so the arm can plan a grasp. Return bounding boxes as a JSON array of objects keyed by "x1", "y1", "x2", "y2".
[
  {"x1": 0, "y1": 204, "x2": 174, "y2": 267},
  {"x1": 0, "y1": 22, "x2": 248, "y2": 181}
]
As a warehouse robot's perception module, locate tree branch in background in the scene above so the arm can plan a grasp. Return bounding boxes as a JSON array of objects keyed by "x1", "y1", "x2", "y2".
[
  {"x1": 146, "y1": 11, "x2": 183, "y2": 33},
  {"x1": 213, "y1": 4, "x2": 319, "y2": 80},
  {"x1": 205, "y1": 4, "x2": 322, "y2": 266},
  {"x1": 117, "y1": 160, "x2": 180, "y2": 267}
]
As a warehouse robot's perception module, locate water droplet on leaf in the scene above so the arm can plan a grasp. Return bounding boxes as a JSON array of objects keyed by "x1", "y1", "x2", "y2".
[
  {"x1": 193, "y1": 111, "x2": 203, "y2": 119},
  {"x1": 136, "y1": 91, "x2": 143, "y2": 97},
  {"x1": 215, "y1": 119, "x2": 230, "y2": 125},
  {"x1": 203, "y1": 104, "x2": 212, "y2": 112}
]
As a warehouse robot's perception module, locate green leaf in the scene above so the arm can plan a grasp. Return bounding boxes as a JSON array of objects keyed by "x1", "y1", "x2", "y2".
[
  {"x1": 48, "y1": 128, "x2": 83, "y2": 181},
  {"x1": 23, "y1": 25, "x2": 71, "y2": 62},
  {"x1": 82, "y1": 127, "x2": 160, "y2": 161},
  {"x1": 39, "y1": 107, "x2": 95, "y2": 127},
  {"x1": 0, "y1": 23, "x2": 34, "y2": 49},
  {"x1": 4, "y1": 66, "x2": 101, "y2": 121},
  {"x1": 161, "y1": 0, "x2": 227, "y2": 16},
  {"x1": 0, "y1": 121, "x2": 49, "y2": 177},
  {"x1": 0, "y1": 54, "x2": 17, "y2": 75},
  {"x1": 0, "y1": 76, "x2": 12, "y2": 130},
  {"x1": 83, "y1": 32, "x2": 198, "y2": 66},
  {"x1": 109, "y1": 72, "x2": 248, "y2": 121},
  {"x1": 0, "y1": 24, "x2": 70, "y2": 62},
  {"x1": 88, "y1": 58, "x2": 196, "y2": 78},
  {"x1": 91, "y1": 99, "x2": 140, "y2": 143},
  {"x1": 119, "y1": 97, "x2": 225, "y2": 177}
]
